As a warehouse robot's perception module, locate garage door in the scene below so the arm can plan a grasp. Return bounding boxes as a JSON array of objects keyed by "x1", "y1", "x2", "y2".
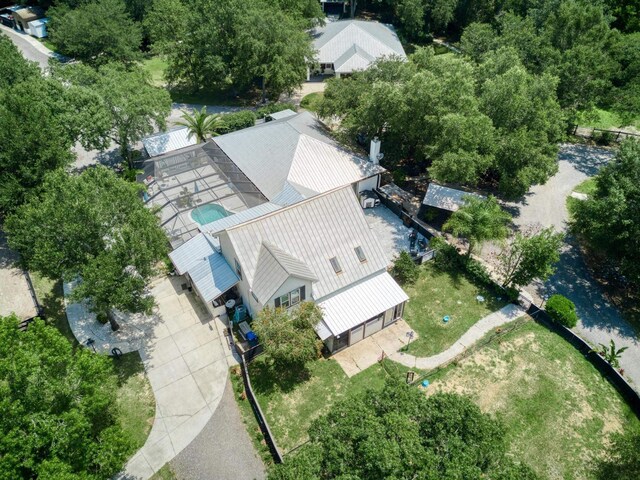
[
  {"x1": 350, "y1": 325, "x2": 364, "y2": 345},
  {"x1": 365, "y1": 315, "x2": 383, "y2": 337}
]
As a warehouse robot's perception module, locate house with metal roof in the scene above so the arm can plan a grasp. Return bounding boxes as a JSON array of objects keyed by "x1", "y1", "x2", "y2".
[
  {"x1": 311, "y1": 19, "x2": 407, "y2": 76},
  {"x1": 212, "y1": 111, "x2": 385, "y2": 204},
  {"x1": 172, "y1": 186, "x2": 408, "y2": 353}
]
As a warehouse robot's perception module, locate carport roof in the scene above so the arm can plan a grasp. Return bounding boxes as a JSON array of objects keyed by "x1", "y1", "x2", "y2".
[
  {"x1": 169, "y1": 233, "x2": 239, "y2": 303},
  {"x1": 422, "y1": 183, "x2": 485, "y2": 212}
]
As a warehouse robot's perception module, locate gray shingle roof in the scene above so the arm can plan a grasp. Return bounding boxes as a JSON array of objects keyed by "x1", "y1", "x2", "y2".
[
  {"x1": 223, "y1": 186, "x2": 389, "y2": 301},
  {"x1": 313, "y1": 20, "x2": 406, "y2": 73},
  {"x1": 212, "y1": 111, "x2": 384, "y2": 202}
]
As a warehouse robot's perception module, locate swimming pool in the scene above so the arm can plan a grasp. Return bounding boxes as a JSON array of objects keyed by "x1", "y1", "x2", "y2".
[{"x1": 190, "y1": 204, "x2": 231, "y2": 225}]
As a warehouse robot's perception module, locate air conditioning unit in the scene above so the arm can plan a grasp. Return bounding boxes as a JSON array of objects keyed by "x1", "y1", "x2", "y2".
[{"x1": 359, "y1": 190, "x2": 380, "y2": 209}]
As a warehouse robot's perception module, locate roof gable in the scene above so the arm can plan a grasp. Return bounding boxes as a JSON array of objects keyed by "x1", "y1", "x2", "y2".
[
  {"x1": 313, "y1": 20, "x2": 406, "y2": 72},
  {"x1": 251, "y1": 242, "x2": 317, "y2": 303},
  {"x1": 225, "y1": 186, "x2": 389, "y2": 300},
  {"x1": 212, "y1": 112, "x2": 384, "y2": 203}
]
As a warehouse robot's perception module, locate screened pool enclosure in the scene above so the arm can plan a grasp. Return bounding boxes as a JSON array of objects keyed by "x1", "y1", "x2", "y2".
[{"x1": 140, "y1": 142, "x2": 269, "y2": 248}]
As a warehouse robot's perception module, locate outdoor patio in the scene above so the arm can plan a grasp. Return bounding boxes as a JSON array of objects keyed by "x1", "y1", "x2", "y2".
[
  {"x1": 332, "y1": 319, "x2": 417, "y2": 377},
  {"x1": 364, "y1": 205, "x2": 427, "y2": 265}
]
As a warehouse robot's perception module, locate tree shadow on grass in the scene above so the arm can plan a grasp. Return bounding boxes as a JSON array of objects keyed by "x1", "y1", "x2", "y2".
[
  {"x1": 248, "y1": 359, "x2": 311, "y2": 396},
  {"x1": 39, "y1": 280, "x2": 79, "y2": 347}
]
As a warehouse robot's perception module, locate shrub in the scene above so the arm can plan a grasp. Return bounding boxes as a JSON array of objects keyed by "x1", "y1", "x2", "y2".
[
  {"x1": 392, "y1": 251, "x2": 419, "y2": 284},
  {"x1": 465, "y1": 258, "x2": 493, "y2": 286},
  {"x1": 256, "y1": 102, "x2": 296, "y2": 119},
  {"x1": 545, "y1": 294, "x2": 578, "y2": 328},
  {"x1": 220, "y1": 110, "x2": 256, "y2": 133},
  {"x1": 594, "y1": 130, "x2": 615, "y2": 146}
]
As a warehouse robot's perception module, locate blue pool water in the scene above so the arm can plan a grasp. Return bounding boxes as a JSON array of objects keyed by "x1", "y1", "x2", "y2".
[{"x1": 190, "y1": 204, "x2": 231, "y2": 225}]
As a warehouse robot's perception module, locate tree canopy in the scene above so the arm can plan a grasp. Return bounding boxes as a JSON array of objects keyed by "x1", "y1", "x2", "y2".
[
  {"x1": 146, "y1": 0, "x2": 315, "y2": 98},
  {"x1": 443, "y1": 195, "x2": 511, "y2": 256},
  {"x1": 498, "y1": 226, "x2": 564, "y2": 288},
  {"x1": 252, "y1": 302, "x2": 323, "y2": 369},
  {"x1": 269, "y1": 380, "x2": 538, "y2": 480},
  {"x1": 5, "y1": 167, "x2": 167, "y2": 329},
  {"x1": 49, "y1": 0, "x2": 142, "y2": 65},
  {"x1": 53, "y1": 62, "x2": 171, "y2": 166},
  {"x1": 0, "y1": 315, "x2": 134, "y2": 478},
  {"x1": 570, "y1": 139, "x2": 640, "y2": 286},
  {"x1": 0, "y1": 35, "x2": 110, "y2": 215},
  {"x1": 318, "y1": 48, "x2": 563, "y2": 198}
]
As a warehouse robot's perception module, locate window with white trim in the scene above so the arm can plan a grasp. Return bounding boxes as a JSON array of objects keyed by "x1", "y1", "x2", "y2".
[{"x1": 274, "y1": 286, "x2": 305, "y2": 309}]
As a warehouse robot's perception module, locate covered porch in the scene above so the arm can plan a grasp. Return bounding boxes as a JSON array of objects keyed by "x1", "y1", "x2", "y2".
[{"x1": 316, "y1": 271, "x2": 409, "y2": 354}]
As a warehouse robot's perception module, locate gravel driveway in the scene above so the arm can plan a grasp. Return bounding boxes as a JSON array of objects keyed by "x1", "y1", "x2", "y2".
[{"x1": 486, "y1": 143, "x2": 640, "y2": 390}]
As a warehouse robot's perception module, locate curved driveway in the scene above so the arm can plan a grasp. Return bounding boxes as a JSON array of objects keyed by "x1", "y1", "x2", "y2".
[{"x1": 501, "y1": 144, "x2": 640, "y2": 390}]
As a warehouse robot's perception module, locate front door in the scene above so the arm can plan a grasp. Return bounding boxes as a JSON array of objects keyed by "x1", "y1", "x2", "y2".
[{"x1": 350, "y1": 325, "x2": 364, "y2": 345}]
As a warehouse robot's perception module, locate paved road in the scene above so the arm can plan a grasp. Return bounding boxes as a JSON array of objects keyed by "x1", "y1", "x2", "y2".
[
  {"x1": 1, "y1": 25, "x2": 52, "y2": 69},
  {"x1": 171, "y1": 379, "x2": 266, "y2": 480},
  {"x1": 486, "y1": 144, "x2": 640, "y2": 390}
]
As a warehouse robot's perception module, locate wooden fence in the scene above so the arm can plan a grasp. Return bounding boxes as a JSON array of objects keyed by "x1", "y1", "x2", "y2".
[
  {"x1": 226, "y1": 324, "x2": 283, "y2": 464},
  {"x1": 572, "y1": 125, "x2": 640, "y2": 142}
]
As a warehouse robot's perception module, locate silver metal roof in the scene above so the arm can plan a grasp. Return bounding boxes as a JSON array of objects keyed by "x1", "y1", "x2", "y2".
[
  {"x1": 312, "y1": 20, "x2": 406, "y2": 73},
  {"x1": 168, "y1": 233, "x2": 239, "y2": 303},
  {"x1": 199, "y1": 202, "x2": 282, "y2": 235},
  {"x1": 267, "y1": 109, "x2": 297, "y2": 121},
  {"x1": 213, "y1": 111, "x2": 384, "y2": 202},
  {"x1": 422, "y1": 184, "x2": 486, "y2": 212},
  {"x1": 223, "y1": 186, "x2": 389, "y2": 301},
  {"x1": 318, "y1": 271, "x2": 408, "y2": 336},
  {"x1": 251, "y1": 242, "x2": 318, "y2": 303},
  {"x1": 143, "y1": 127, "x2": 198, "y2": 158}
]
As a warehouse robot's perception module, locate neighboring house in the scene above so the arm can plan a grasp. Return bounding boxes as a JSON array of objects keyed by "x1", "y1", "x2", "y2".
[
  {"x1": 169, "y1": 186, "x2": 408, "y2": 354},
  {"x1": 142, "y1": 127, "x2": 198, "y2": 158},
  {"x1": 311, "y1": 19, "x2": 406, "y2": 77},
  {"x1": 12, "y1": 6, "x2": 44, "y2": 33}
]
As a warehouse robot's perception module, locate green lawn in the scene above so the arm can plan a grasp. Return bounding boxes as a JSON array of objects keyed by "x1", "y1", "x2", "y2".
[
  {"x1": 403, "y1": 263, "x2": 508, "y2": 357},
  {"x1": 140, "y1": 56, "x2": 168, "y2": 87},
  {"x1": 249, "y1": 356, "x2": 418, "y2": 454},
  {"x1": 30, "y1": 272, "x2": 156, "y2": 452},
  {"x1": 427, "y1": 319, "x2": 640, "y2": 480},
  {"x1": 300, "y1": 92, "x2": 324, "y2": 112},
  {"x1": 567, "y1": 178, "x2": 597, "y2": 215},
  {"x1": 577, "y1": 107, "x2": 640, "y2": 130}
]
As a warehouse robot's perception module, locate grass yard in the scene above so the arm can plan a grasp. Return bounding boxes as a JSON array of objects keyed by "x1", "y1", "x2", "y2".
[
  {"x1": 300, "y1": 92, "x2": 324, "y2": 112},
  {"x1": 249, "y1": 356, "x2": 418, "y2": 453},
  {"x1": 403, "y1": 262, "x2": 508, "y2": 357},
  {"x1": 426, "y1": 318, "x2": 640, "y2": 480},
  {"x1": 577, "y1": 107, "x2": 640, "y2": 130},
  {"x1": 30, "y1": 272, "x2": 156, "y2": 452},
  {"x1": 141, "y1": 56, "x2": 168, "y2": 87}
]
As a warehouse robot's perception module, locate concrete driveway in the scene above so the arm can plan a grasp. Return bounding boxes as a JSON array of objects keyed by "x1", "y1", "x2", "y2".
[
  {"x1": 119, "y1": 276, "x2": 235, "y2": 479},
  {"x1": 482, "y1": 144, "x2": 640, "y2": 390},
  {"x1": 1, "y1": 24, "x2": 54, "y2": 70}
]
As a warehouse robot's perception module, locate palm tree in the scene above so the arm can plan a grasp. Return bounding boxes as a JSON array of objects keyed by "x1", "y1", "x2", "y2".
[
  {"x1": 444, "y1": 195, "x2": 511, "y2": 257},
  {"x1": 176, "y1": 107, "x2": 226, "y2": 143}
]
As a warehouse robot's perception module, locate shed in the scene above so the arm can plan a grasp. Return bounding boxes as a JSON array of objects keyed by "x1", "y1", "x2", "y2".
[
  {"x1": 27, "y1": 17, "x2": 48, "y2": 38},
  {"x1": 422, "y1": 184, "x2": 486, "y2": 212}
]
